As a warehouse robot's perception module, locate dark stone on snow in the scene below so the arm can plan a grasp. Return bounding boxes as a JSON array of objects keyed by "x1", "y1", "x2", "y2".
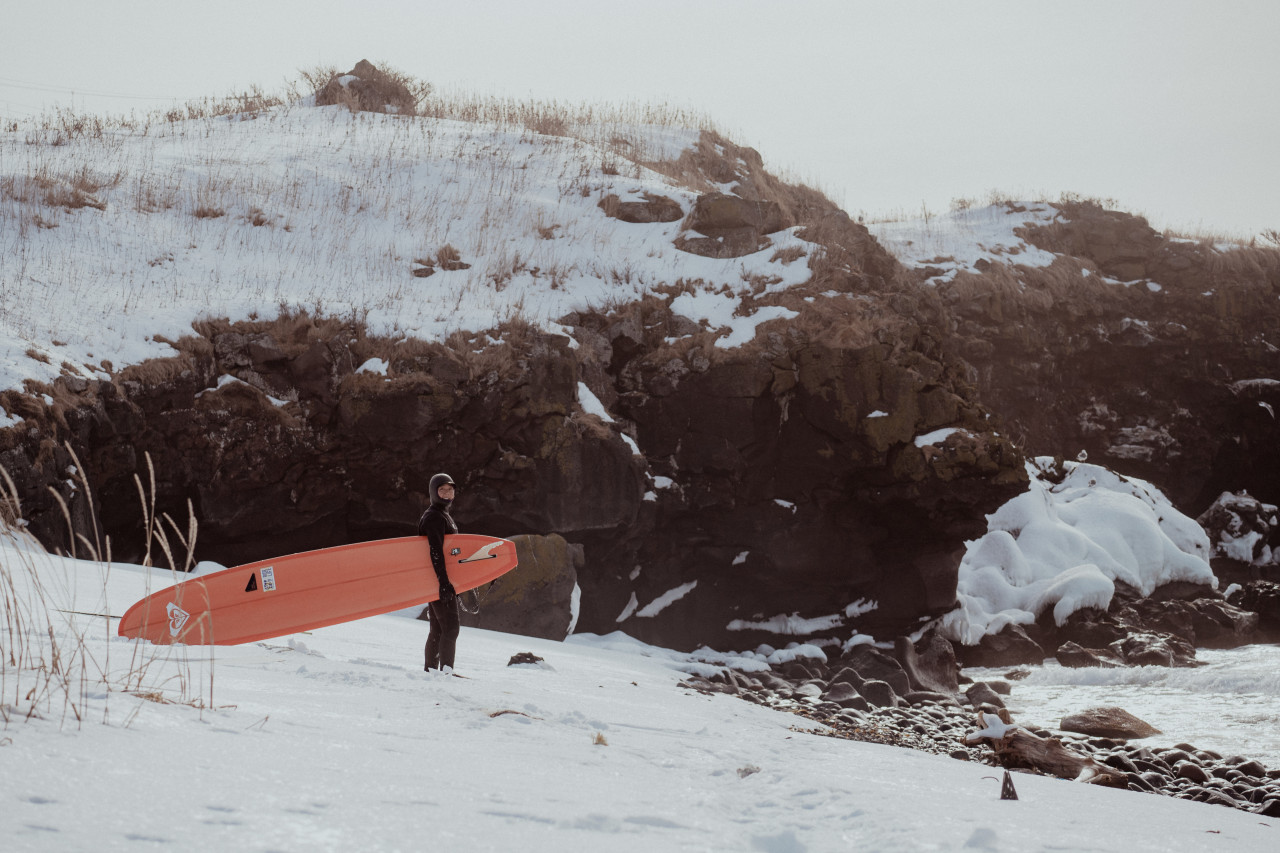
[
  {"x1": 507, "y1": 652, "x2": 545, "y2": 666},
  {"x1": 1257, "y1": 799, "x2": 1280, "y2": 817}
]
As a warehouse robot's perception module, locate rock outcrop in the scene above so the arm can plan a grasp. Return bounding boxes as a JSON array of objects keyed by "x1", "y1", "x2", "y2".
[
  {"x1": 315, "y1": 60, "x2": 419, "y2": 115},
  {"x1": 2, "y1": 282, "x2": 1024, "y2": 651},
  {"x1": 938, "y1": 200, "x2": 1280, "y2": 514},
  {"x1": 458, "y1": 533, "x2": 581, "y2": 640}
]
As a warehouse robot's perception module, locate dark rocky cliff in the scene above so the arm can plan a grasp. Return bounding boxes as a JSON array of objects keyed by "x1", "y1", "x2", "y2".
[
  {"x1": 0, "y1": 284, "x2": 1024, "y2": 650},
  {"x1": 938, "y1": 201, "x2": 1280, "y2": 512}
]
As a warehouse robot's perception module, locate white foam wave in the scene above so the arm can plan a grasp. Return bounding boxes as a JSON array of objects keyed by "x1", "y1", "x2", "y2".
[{"x1": 1018, "y1": 653, "x2": 1280, "y2": 696}]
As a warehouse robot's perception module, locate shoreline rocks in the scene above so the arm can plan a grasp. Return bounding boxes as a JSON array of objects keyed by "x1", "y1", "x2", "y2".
[{"x1": 683, "y1": 635, "x2": 1279, "y2": 817}]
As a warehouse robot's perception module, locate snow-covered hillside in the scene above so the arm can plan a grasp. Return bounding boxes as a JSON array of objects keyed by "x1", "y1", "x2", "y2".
[
  {"x1": 1, "y1": 534, "x2": 1274, "y2": 852},
  {"x1": 0, "y1": 102, "x2": 812, "y2": 405}
]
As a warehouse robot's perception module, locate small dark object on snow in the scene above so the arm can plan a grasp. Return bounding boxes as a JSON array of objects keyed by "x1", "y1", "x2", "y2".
[
  {"x1": 508, "y1": 652, "x2": 545, "y2": 666},
  {"x1": 1001, "y1": 770, "x2": 1019, "y2": 801}
]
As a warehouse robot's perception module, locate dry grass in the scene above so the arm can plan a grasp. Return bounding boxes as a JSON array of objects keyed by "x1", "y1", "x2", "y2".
[{"x1": 1, "y1": 448, "x2": 210, "y2": 732}]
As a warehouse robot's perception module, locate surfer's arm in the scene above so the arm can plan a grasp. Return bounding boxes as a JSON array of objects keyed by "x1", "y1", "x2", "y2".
[{"x1": 419, "y1": 513, "x2": 456, "y2": 598}]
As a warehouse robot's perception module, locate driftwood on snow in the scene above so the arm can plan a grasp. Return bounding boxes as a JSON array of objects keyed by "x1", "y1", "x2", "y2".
[{"x1": 964, "y1": 709, "x2": 1127, "y2": 788}]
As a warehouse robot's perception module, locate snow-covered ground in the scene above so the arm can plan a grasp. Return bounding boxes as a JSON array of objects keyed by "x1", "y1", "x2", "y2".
[
  {"x1": 866, "y1": 202, "x2": 1061, "y2": 284},
  {"x1": 2, "y1": 534, "x2": 1277, "y2": 852}
]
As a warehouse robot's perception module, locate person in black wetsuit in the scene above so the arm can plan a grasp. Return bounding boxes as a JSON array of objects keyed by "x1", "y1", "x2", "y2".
[{"x1": 418, "y1": 472, "x2": 460, "y2": 672}]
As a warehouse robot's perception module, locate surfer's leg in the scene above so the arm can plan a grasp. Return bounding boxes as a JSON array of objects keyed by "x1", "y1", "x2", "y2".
[
  {"x1": 438, "y1": 597, "x2": 460, "y2": 670},
  {"x1": 425, "y1": 601, "x2": 444, "y2": 670}
]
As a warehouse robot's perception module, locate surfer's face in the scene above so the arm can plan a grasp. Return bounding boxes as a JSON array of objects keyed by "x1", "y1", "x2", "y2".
[{"x1": 437, "y1": 483, "x2": 455, "y2": 502}]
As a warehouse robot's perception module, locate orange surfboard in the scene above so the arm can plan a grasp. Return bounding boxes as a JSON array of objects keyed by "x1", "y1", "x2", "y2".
[{"x1": 117, "y1": 534, "x2": 518, "y2": 646}]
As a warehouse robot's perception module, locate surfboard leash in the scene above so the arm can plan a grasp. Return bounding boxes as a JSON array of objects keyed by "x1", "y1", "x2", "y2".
[
  {"x1": 55, "y1": 609, "x2": 121, "y2": 619},
  {"x1": 457, "y1": 580, "x2": 498, "y2": 615}
]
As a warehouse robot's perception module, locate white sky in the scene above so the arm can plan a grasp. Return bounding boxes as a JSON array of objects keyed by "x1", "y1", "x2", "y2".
[{"x1": 4, "y1": 0, "x2": 1279, "y2": 237}]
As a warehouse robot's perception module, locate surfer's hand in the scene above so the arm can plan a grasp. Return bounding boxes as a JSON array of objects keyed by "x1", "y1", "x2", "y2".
[{"x1": 439, "y1": 580, "x2": 457, "y2": 602}]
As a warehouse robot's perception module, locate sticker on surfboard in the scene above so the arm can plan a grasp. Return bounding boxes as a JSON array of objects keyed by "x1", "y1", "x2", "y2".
[
  {"x1": 166, "y1": 602, "x2": 190, "y2": 637},
  {"x1": 261, "y1": 566, "x2": 277, "y2": 591}
]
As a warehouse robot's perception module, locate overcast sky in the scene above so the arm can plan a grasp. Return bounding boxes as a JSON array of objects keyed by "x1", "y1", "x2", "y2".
[{"x1": 4, "y1": 0, "x2": 1278, "y2": 237}]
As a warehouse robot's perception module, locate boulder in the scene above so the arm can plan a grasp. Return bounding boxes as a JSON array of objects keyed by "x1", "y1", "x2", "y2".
[
  {"x1": 686, "y1": 192, "x2": 787, "y2": 237},
  {"x1": 598, "y1": 193, "x2": 683, "y2": 224},
  {"x1": 674, "y1": 192, "x2": 788, "y2": 258},
  {"x1": 1060, "y1": 707, "x2": 1161, "y2": 740},
  {"x1": 964, "y1": 682, "x2": 1005, "y2": 710},
  {"x1": 1055, "y1": 641, "x2": 1122, "y2": 668},
  {"x1": 460, "y1": 534, "x2": 581, "y2": 640},
  {"x1": 892, "y1": 631, "x2": 960, "y2": 694},
  {"x1": 857, "y1": 679, "x2": 900, "y2": 708},
  {"x1": 1110, "y1": 632, "x2": 1195, "y2": 667},
  {"x1": 822, "y1": 681, "x2": 865, "y2": 709},
  {"x1": 1238, "y1": 581, "x2": 1280, "y2": 631},
  {"x1": 1175, "y1": 761, "x2": 1210, "y2": 783},
  {"x1": 1196, "y1": 491, "x2": 1278, "y2": 565},
  {"x1": 315, "y1": 60, "x2": 417, "y2": 114},
  {"x1": 841, "y1": 646, "x2": 911, "y2": 697},
  {"x1": 828, "y1": 667, "x2": 866, "y2": 690},
  {"x1": 958, "y1": 624, "x2": 1045, "y2": 668}
]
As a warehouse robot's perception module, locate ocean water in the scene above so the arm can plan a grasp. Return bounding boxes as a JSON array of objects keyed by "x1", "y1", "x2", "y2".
[{"x1": 965, "y1": 643, "x2": 1280, "y2": 769}]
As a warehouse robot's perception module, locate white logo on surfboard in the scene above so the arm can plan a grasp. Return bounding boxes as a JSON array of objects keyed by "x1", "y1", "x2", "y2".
[
  {"x1": 459, "y1": 542, "x2": 502, "y2": 563},
  {"x1": 261, "y1": 566, "x2": 277, "y2": 591},
  {"x1": 166, "y1": 602, "x2": 190, "y2": 637}
]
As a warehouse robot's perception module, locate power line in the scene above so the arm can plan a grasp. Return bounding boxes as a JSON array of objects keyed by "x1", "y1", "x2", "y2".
[{"x1": 0, "y1": 75, "x2": 184, "y2": 102}]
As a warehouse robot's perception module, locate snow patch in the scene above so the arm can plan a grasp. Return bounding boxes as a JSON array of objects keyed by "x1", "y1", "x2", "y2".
[
  {"x1": 615, "y1": 591, "x2": 639, "y2": 623},
  {"x1": 669, "y1": 290, "x2": 799, "y2": 350},
  {"x1": 576, "y1": 382, "x2": 615, "y2": 423},
  {"x1": 634, "y1": 581, "x2": 697, "y2": 618},
  {"x1": 356, "y1": 357, "x2": 389, "y2": 376},
  {"x1": 914, "y1": 427, "x2": 963, "y2": 448},
  {"x1": 567, "y1": 582, "x2": 581, "y2": 636},
  {"x1": 726, "y1": 612, "x2": 845, "y2": 634}
]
